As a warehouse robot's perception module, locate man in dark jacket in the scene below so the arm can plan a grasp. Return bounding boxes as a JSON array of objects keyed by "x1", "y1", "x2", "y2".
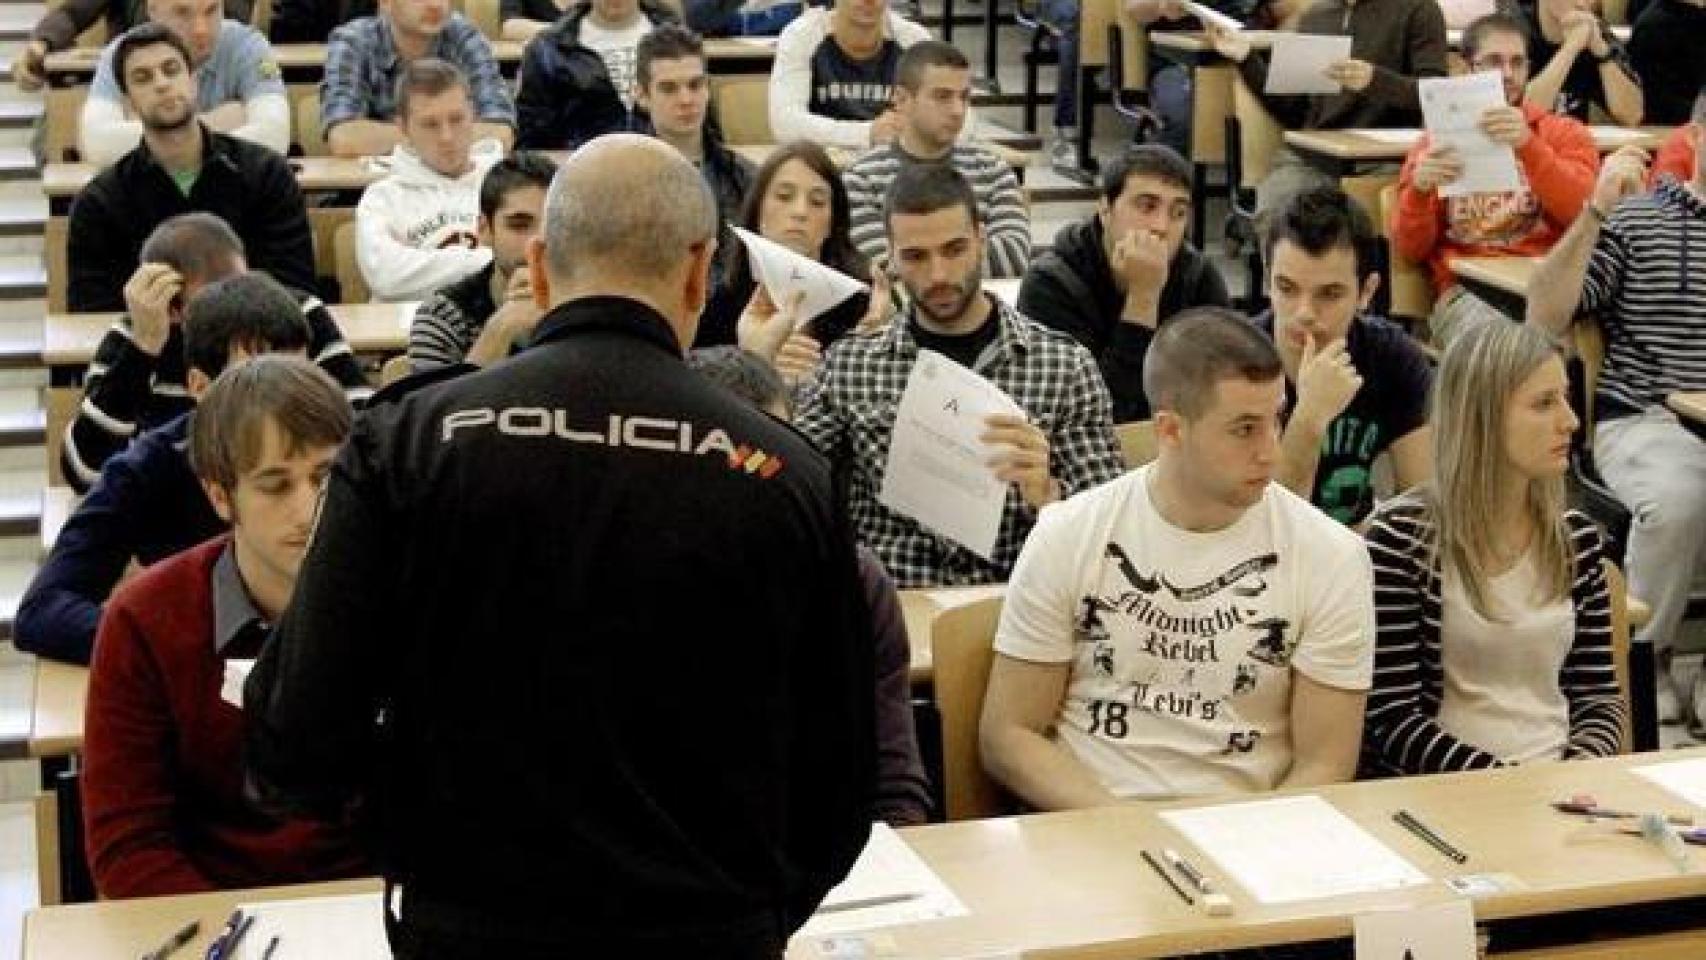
[
  {"x1": 515, "y1": 0, "x2": 680, "y2": 148},
  {"x1": 244, "y1": 135, "x2": 874, "y2": 958},
  {"x1": 1018, "y1": 146, "x2": 1230, "y2": 423},
  {"x1": 67, "y1": 25, "x2": 316, "y2": 312}
]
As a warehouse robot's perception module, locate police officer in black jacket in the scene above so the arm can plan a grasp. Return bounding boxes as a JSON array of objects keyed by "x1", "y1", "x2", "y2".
[{"x1": 244, "y1": 134, "x2": 875, "y2": 959}]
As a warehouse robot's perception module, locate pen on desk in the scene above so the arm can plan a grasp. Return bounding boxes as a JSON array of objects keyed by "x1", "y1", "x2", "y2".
[
  {"x1": 259, "y1": 936, "x2": 280, "y2": 960},
  {"x1": 204, "y1": 910, "x2": 241, "y2": 960},
  {"x1": 219, "y1": 914, "x2": 256, "y2": 960},
  {"x1": 1161, "y1": 848, "x2": 1233, "y2": 916},
  {"x1": 1393, "y1": 809, "x2": 1468, "y2": 864},
  {"x1": 138, "y1": 919, "x2": 199, "y2": 960},
  {"x1": 1552, "y1": 799, "x2": 1692, "y2": 825},
  {"x1": 1140, "y1": 849, "x2": 1194, "y2": 906},
  {"x1": 815, "y1": 892, "x2": 923, "y2": 914}
]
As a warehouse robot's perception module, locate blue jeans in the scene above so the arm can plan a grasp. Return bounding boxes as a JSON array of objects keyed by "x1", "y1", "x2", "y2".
[
  {"x1": 1040, "y1": 0, "x2": 1080, "y2": 129},
  {"x1": 1149, "y1": 63, "x2": 1192, "y2": 156},
  {"x1": 685, "y1": 0, "x2": 801, "y2": 36}
]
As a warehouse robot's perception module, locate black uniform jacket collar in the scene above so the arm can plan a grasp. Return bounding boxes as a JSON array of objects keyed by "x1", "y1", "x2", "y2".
[{"x1": 530, "y1": 295, "x2": 684, "y2": 357}]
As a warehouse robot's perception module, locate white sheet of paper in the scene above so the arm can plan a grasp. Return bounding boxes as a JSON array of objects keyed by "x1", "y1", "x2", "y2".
[
  {"x1": 219, "y1": 659, "x2": 255, "y2": 709},
  {"x1": 1633, "y1": 757, "x2": 1706, "y2": 809},
  {"x1": 1353, "y1": 899, "x2": 1478, "y2": 960},
  {"x1": 983, "y1": 278, "x2": 1020, "y2": 309},
  {"x1": 230, "y1": 893, "x2": 390, "y2": 959},
  {"x1": 1419, "y1": 72, "x2": 1522, "y2": 197},
  {"x1": 878, "y1": 350, "x2": 1026, "y2": 561},
  {"x1": 1353, "y1": 129, "x2": 1425, "y2": 146},
  {"x1": 1264, "y1": 34, "x2": 1353, "y2": 95},
  {"x1": 1161, "y1": 795, "x2": 1431, "y2": 904},
  {"x1": 735, "y1": 226, "x2": 867, "y2": 326},
  {"x1": 794, "y1": 823, "x2": 969, "y2": 938},
  {"x1": 1182, "y1": 0, "x2": 1244, "y2": 32}
]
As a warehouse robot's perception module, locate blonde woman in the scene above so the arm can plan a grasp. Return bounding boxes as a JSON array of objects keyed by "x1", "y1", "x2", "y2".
[{"x1": 1363, "y1": 321, "x2": 1626, "y2": 774}]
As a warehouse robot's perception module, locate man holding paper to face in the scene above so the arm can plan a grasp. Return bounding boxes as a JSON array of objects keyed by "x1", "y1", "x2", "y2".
[
  {"x1": 1391, "y1": 13, "x2": 1599, "y2": 349},
  {"x1": 795, "y1": 164, "x2": 1123, "y2": 587},
  {"x1": 1202, "y1": 0, "x2": 1447, "y2": 216}
]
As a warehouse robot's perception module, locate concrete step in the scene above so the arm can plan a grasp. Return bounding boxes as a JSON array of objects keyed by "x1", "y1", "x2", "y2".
[
  {"x1": 0, "y1": 147, "x2": 36, "y2": 182},
  {"x1": 0, "y1": 7, "x2": 41, "y2": 43},
  {"x1": 0, "y1": 258, "x2": 42, "y2": 300}
]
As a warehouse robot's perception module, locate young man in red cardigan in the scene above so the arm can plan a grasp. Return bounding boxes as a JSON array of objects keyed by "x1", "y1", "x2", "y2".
[{"x1": 81, "y1": 352, "x2": 367, "y2": 899}]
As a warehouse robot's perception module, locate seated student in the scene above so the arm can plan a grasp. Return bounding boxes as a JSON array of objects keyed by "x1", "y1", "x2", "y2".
[
  {"x1": 1017, "y1": 145, "x2": 1230, "y2": 424},
  {"x1": 1649, "y1": 112, "x2": 1698, "y2": 185},
  {"x1": 269, "y1": 0, "x2": 376, "y2": 42},
  {"x1": 1123, "y1": 0, "x2": 1276, "y2": 161},
  {"x1": 82, "y1": 355, "x2": 367, "y2": 900},
  {"x1": 355, "y1": 58, "x2": 505, "y2": 302},
  {"x1": 410, "y1": 153, "x2": 556, "y2": 372},
  {"x1": 702, "y1": 140, "x2": 882, "y2": 368},
  {"x1": 1202, "y1": 0, "x2": 1447, "y2": 215},
  {"x1": 17, "y1": 274, "x2": 314, "y2": 666},
  {"x1": 65, "y1": 213, "x2": 370, "y2": 492},
  {"x1": 769, "y1": 0, "x2": 938, "y2": 149},
  {"x1": 1257, "y1": 186, "x2": 1434, "y2": 526},
  {"x1": 1522, "y1": 0, "x2": 1643, "y2": 127},
  {"x1": 1391, "y1": 13, "x2": 1598, "y2": 349},
  {"x1": 682, "y1": 0, "x2": 801, "y2": 38},
  {"x1": 514, "y1": 0, "x2": 679, "y2": 149},
  {"x1": 634, "y1": 25, "x2": 753, "y2": 227},
  {"x1": 68, "y1": 24, "x2": 315, "y2": 313},
  {"x1": 79, "y1": 0, "x2": 289, "y2": 166},
  {"x1": 981, "y1": 307, "x2": 1375, "y2": 807},
  {"x1": 1364, "y1": 321, "x2": 1625, "y2": 775},
  {"x1": 321, "y1": 0, "x2": 515, "y2": 158},
  {"x1": 794, "y1": 164, "x2": 1123, "y2": 587},
  {"x1": 687, "y1": 344, "x2": 932, "y2": 826},
  {"x1": 843, "y1": 41, "x2": 1030, "y2": 279},
  {"x1": 1529, "y1": 119, "x2": 1706, "y2": 729},
  {"x1": 1628, "y1": 1, "x2": 1704, "y2": 126},
  {"x1": 16, "y1": 0, "x2": 252, "y2": 91}
]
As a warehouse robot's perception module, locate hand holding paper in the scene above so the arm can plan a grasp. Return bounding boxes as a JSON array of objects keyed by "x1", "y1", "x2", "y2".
[
  {"x1": 735, "y1": 226, "x2": 868, "y2": 325},
  {"x1": 1419, "y1": 72, "x2": 1522, "y2": 197},
  {"x1": 1264, "y1": 34, "x2": 1353, "y2": 95}
]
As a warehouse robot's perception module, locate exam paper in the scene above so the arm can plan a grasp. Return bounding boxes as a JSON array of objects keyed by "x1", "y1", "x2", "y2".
[
  {"x1": 1182, "y1": 0, "x2": 1244, "y2": 33},
  {"x1": 879, "y1": 350, "x2": 1026, "y2": 561},
  {"x1": 1419, "y1": 72, "x2": 1522, "y2": 197},
  {"x1": 795, "y1": 823, "x2": 969, "y2": 938},
  {"x1": 1633, "y1": 757, "x2": 1706, "y2": 810},
  {"x1": 219, "y1": 659, "x2": 255, "y2": 710},
  {"x1": 1160, "y1": 795, "x2": 1431, "y2": 904},
  {"x1": 735, "y1": 226, "x2": 868, "y2": 325},
  {"x1": 1264, "y1": 34, "x2": 1353, "y2": 95},
  {"x1": 1353, "y1": 898, "x2": 1478, "y2": 960},
  {"x1": 230, "y1": 892, "x2": 389, "y2": 959}
]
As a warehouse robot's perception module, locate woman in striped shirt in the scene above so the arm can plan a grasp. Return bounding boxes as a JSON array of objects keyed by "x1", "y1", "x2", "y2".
[{"x1": 1363, "y1": 321, "x2": 1626, "y2": 775}]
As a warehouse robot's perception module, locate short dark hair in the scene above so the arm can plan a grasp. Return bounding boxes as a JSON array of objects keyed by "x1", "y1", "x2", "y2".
[
  {"x1": 183, "y1": 273, "x2": 311, "y2": 378},
  {"x1": 1262, "y1": 185, "x2": 1380, "y2": 282},
  {"x1": 139, "y1": 213, "x2": 246, "y2": 285},
  {"x1": 687, "y1": 346, "x2": 791, "y2": 417},
  {"x1": 1101, "y1": 144, "x2": 1193, "y2": 202},
  {"x1": 394, "y1": 57, "x2": 470, "y2": 120},
  {"x1": 883, "y1": 163, "x2": 979, "y2": 234},
  {"x1": 479, "y1": 152, "x2": 558, "y2": 221},
  {"x1": 1143, "y1": 307, "x2": 1284, "y2": 419},
  {"x1": 1461, "y1": 13, "x2": 1529, "y2": 62},
  {"x1": 190, "y1": 355, "x2": 352, "y2": 492},
  {"x1": 112, "y1": 23, "x2": 193, "y2": 97},
  {"x1": 897, "y1": 40, "x2": 971, "y2": 92},
  {"x1": 636, "y1": 24, "x2": 706, "y2": 89}
]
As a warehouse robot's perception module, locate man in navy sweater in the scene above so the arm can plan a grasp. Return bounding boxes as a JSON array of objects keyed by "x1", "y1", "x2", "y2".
[{"x1": 17, "y1": 274, "x2": 316, "y2": 665}]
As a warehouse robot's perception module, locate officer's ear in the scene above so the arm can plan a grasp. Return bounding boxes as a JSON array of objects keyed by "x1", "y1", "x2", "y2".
[
  {"x1": 527, "y1": 235, "x2": 551, "y2": 309},
  {"x1": 682, "y1": 235, "x2": 716, "y2": 334}
]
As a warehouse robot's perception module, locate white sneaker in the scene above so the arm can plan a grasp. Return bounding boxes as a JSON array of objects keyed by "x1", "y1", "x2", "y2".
[{"x1": 1049, "y1": 132, "x2": 1079, "y2": 172}]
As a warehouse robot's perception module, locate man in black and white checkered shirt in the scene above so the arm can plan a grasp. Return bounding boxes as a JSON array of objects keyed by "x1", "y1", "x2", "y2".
[{"x1": 795, "y1": 164, "x2": 1123, "y2": 588}]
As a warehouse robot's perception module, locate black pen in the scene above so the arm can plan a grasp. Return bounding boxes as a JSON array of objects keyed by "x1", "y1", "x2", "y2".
[
  {"x1": 139, "y1": 919, "x2": 199, "y2": 960},
  {"x1": 218, "y1": 914, "x2": 257, "y2": 960},
  {"x1": 259, "y1": 936, "x2": 280, "y2": 960},
  {"x1": 1394, "y1": 809, "x2": 1468, "y2": 864},
  {"x1": 1140, "y1": 849, "x2": 1194, "y2": 906}
]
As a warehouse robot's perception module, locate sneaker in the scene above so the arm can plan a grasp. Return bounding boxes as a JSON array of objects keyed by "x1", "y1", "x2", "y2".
[
  {"x1": 1658, "y1": 670, "x2": 1684, "y2": 726},
  {"x1": 1049, "y1": 131, "x2": 1079, "y2": 173}
]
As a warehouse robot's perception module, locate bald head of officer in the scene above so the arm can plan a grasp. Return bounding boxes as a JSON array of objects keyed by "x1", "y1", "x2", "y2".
[{"x1": 528, "y1": 133, "x2": 720, "y2": 353}]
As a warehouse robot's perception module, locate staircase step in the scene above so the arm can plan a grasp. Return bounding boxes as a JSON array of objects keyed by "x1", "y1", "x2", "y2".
[
  {"x1": 0, "y1": 407, "x2": 40, "y2": 450},
  {"x1": 0, "y1": 147, "x2": 36, "y2": 182},
  {"x1": 0, "y1": 258, "x2": 43, "y2": 300},
  {"x1": 0, "y1": 101, "x2": 39, "y2": 129}
]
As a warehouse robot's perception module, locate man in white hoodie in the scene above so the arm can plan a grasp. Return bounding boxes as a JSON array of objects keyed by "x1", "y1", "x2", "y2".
[{"x1": 355, "y1": 57, "x2": 504, "y2": 302}]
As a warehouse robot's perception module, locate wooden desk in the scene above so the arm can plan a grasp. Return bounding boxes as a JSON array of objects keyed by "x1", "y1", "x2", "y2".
[
  {"x1": 1284, "y1": 126, "x2": 1670, "y2": 177},
  {"x1": 1667, "y1": 392, "x2": 1706, "y2": 427},
  {"x1": 729, "y1": 141, "x2": 1034, "y2": 177},
  {"x1": 1447, "y1": 255, "x2": 1539, "y2": 318},
  {"x1": 1148, "y1": 25, "x2": 1630, "y2": 58},
  {"x1": 24, "y1": 749, "x2": 1706, "y2": 959},
  {"x1": 898, "y1": 584, "x2": 1004, "y2": 684},
  {"x1": 29, "y1": 661, "x2": 88, "y2": 760}
]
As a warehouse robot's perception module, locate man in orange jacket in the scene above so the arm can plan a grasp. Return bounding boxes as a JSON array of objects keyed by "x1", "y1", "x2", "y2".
[{"x1": 1389, "y1": 12, "x2": 1599, "y2": 348}]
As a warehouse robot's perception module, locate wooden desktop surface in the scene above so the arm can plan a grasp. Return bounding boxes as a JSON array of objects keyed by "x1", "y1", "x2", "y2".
[
  {"x1": 1285, "y1": 126, "x2": 1669, "y2": 162},
  {"x1": 42, "y1": 303, "x2": 418, "y2": 367},
  {"x1": 1149, "y1": 24, "x2": 1630, "y2": 56},
  {"x1": 23, "y1": 748, "x2": 1706, "y2": 959},
  {"x1": 1448, "y1": 256, "x2": 1538, "y2": 298},
  {"x1": 1666, "y1": 392, "x2": 1706, "y2": 427}
]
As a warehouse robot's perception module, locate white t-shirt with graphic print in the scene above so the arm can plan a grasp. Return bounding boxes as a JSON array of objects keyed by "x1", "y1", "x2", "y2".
[
  {"x1": 996, "y1": 464, "x2": 1375, "y2": 800},
  {"x1": 580, "y1": 13, "x2": 653, "y2": 111}
]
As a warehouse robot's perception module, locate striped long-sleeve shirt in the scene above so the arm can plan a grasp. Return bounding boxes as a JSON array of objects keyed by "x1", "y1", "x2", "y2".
[
  {"x1": 1363, "y1": 496, "x2": 1626, "y2": 775},
  {"x1": 842, "y1": 143, "x2": 1032, "y2": 279}
]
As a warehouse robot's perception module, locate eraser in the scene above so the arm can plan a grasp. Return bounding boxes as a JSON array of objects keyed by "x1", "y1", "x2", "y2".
[{"x1": 1202, "y1": 892, "x2": 1234, "y2": 916}]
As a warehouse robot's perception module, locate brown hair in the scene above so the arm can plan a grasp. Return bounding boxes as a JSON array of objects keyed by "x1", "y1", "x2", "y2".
[
  {"x1": 395, "y1": 57, "x2": 470, "y2": 120},
  {"x1": 1142, "y1": 307, "x2": 1284, "y2": 419},
  {"x1": 189, "y1": 355, "x2": 353, "y2": 491}
]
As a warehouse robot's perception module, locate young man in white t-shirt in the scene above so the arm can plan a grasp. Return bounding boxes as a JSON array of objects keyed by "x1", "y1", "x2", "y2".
[{"x1": 981, "y1": 306, "x2": 1375, "y2": 807}]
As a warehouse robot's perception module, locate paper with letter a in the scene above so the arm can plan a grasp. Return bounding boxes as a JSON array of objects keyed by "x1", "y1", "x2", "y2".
[
  {"x1": 1182, "y1": 0, "x2": 1244, "y2": 33},
  {"x1": 879, "y1": 350, "x2": 1026, "y2": 561},
  {"x1": 1633, "y1": 756, "x2": 1706, "y2": 810},
  {"x1": 229, "y1": 892, "x2": 389, "y2": 959},
  {"x1": 1419, "y1": 72, "x2": 1522, "y2": 198},
  {"x1": 1160, "y1": 795, "x2": 1431, "y2": 904},
  {"x1": 794, "y1": 823, "x2": 970, "y2": 938},
  {"x1": 1353, "y1": 898, "x2": 1478, "y2": 960},
  {"x1": 735, "y1": 226, "x2": 868, "y2": 325},
  {"x1": 1264, "y1": 34, "x2": 1353, "y2": 95}
]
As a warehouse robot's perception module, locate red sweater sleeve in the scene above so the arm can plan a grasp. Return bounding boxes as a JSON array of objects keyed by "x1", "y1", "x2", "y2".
[
  {"x1": 82, "y1": 600, "x2": 217, "y2": 899},
  {"x1": 1650, "y1": 125, "x2": 1697, "y2": 187},
  {"x1": 1391, "y1": 136, "x2": 1445, "y2": 268},
  {"x1": 1518, "y1": 113, "x2": 1598, "y2": 227}
]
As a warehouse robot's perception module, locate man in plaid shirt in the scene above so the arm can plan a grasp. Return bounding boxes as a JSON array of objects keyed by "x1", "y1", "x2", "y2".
[
  {"x1": 796, "y1": 165, "x2": 1124, "y2": 588},
  {"x1": 320, "y1": 0, "x2": 515, "y2": 157}
]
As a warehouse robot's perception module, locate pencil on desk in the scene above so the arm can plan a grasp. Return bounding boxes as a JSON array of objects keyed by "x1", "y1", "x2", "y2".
[{"x1": 1140, "y1": 849, "x2": 1194, "y2": 906}]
